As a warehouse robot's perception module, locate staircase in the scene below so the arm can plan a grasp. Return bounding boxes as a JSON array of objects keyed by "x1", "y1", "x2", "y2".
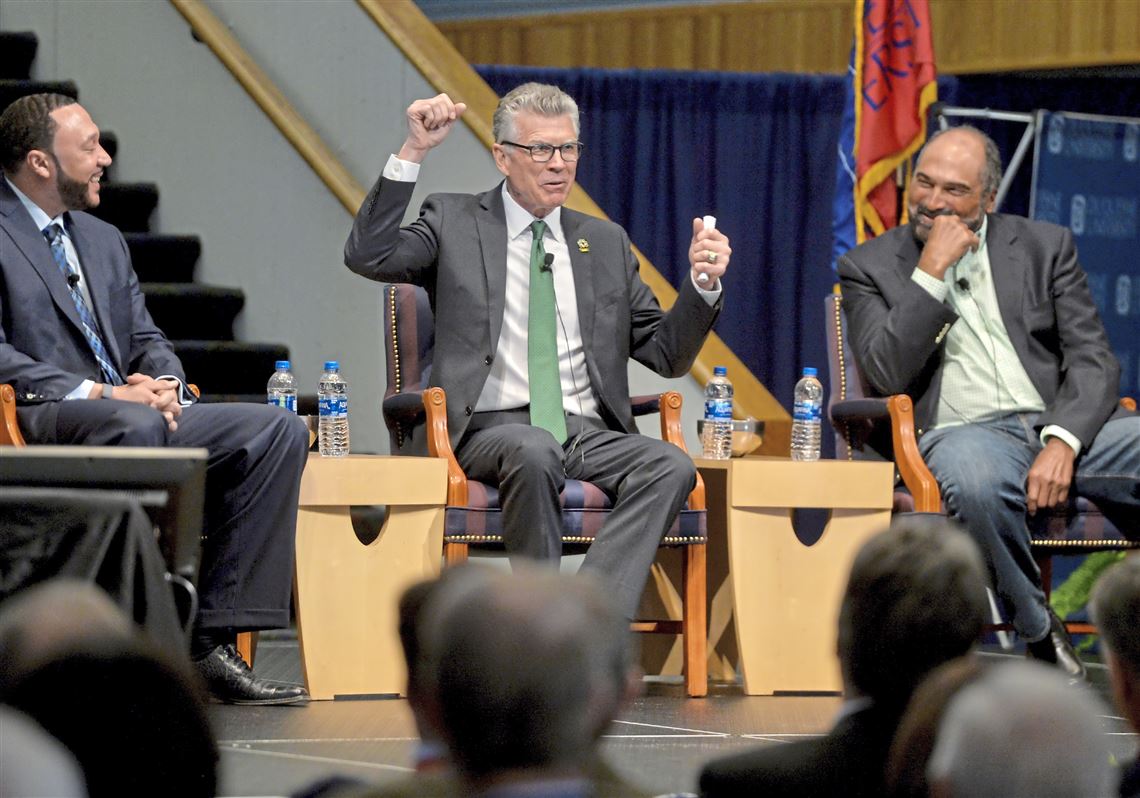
[{"x1": 1, "y1": 31, "x2": 289, "y2": 404}]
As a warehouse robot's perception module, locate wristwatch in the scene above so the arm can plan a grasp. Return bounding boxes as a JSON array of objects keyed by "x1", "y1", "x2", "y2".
[{"x1": 102, "y1": 383, "x2": 113, "y2": 399}]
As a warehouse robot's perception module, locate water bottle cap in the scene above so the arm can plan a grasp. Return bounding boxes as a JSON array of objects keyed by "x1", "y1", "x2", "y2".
[
  {"x1": 802, "y1": 367, "x2": 818, "y2": 377},
  {"x1": 275, "y1": 360, "x2": 290, "y2": 369},
  {"x1": 324, "y1": 360, "x2": 339, "y2": 371},
  {"x1": 713, "y1": 366, "x2": 727, "y2": 376}
]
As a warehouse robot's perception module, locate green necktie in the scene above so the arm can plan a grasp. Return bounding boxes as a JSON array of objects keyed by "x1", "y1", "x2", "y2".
[{"x1": 527, "y1": 220, "x2": 567, "y2": 443}]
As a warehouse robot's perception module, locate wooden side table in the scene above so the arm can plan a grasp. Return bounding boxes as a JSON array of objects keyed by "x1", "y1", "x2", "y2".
[
  {"x1": 293, "y1": 454, "x2": 446, "y2": 700},
  {"x1": 697, "y1": 457, "x2": 893, "y2": 695}
]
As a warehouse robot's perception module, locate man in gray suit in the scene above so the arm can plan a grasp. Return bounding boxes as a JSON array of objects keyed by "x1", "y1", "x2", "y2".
[
  {"x1": 838, "y1": 125, "x2": 1140, "y2": 682},
  {"x1": 345, "y1": 84, "x2": 730, "y2": 618},
  {"x1": 0, "y1": 94, "x2": 307, "y2": 704}
]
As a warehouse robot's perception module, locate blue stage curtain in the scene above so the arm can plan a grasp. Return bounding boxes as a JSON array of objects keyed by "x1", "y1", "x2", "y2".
[
  {"x1": 476, "y1": 67, "x2": 1139, "y2": 456},
  {"x1": 479, "y1": 66, "x2": 847, "y2": 445}
]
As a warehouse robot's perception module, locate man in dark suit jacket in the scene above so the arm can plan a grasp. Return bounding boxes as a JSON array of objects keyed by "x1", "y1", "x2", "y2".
[
  {"x1": 0, "y1": 94, "x2": 307, "y2": 704},
  {"x1": 1091, "y1": 557, "x2": 1140, "y2": 798},
  {"x1": 699, "y1": 516, "x2": 988, "y2": 797},
  {"x1": 837, "y1": 125, "x2": 1140, "y2": 681},
  {"x1": 344, "y1": 85, "x2": 729, "y2": 618}
]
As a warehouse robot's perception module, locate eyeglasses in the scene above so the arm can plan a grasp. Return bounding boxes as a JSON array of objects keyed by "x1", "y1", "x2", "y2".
[{"x1": 500, "y1": 140, "x2": 584, "y2": 163}]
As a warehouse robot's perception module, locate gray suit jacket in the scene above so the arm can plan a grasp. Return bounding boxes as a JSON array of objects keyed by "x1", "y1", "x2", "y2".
[
  {"x1": 0, "y1": 179, "x2": 183, "y2": 437},
  {"x1": 837, "y1": 213, "x2": 1122, "y2": 447},
  {"x1": 345, "y1": 177, "x2": 721, "y2": 453}
]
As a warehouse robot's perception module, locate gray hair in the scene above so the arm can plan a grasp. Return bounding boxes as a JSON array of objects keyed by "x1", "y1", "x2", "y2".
[
  {"x1": 837, "y1": 515, "x2": 988, "y2": 710},
  {"x1": 420, "y1": 565, "x2": 632, "y2": 779},
  {"x1": 920, "y1": 124, "x2": 1004, "y2": 200},
  {"x1": 1090, "y1": 556, "x2": 1140, "y2": 675},
  {"x1": 926, "y1": 660, "x2": 1113, "y2": 798},
  {"x1": 492, "y1": 82, "x2": 580, "y2": 143}
]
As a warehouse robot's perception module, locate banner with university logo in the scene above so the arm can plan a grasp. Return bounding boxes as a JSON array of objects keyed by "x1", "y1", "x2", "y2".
[{"x1": 1031, "y1": 112, "x2": 1140, "y2": 400}]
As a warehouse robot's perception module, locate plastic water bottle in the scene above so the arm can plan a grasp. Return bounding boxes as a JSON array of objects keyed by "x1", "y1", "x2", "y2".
[
  {"x1": 318, "y1": 360, "x2": 349, "y2": 457},
  {"x1": 701, "y1": 366, "x2": 733, "y2": 460},
  {"x1": 266, "y1": 360, "x2": 297, "y2": 413},
  {"x1": 791, "y1": 366, "x2": 823, "y2": 462}
]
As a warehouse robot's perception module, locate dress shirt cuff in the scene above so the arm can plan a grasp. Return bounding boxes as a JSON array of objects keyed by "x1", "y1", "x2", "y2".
[
  {"x1": 691, "y1": 271, "x2": 723, "y2": 305},
  {"x1": 1040, "y1": 424, "x2": 1081, "y2": 456},
  {"x1": 155, "y1": 375, "x2": 195, "y2": 407},
  {"x1": 65, "y1": 379, "x2": 95, "y2": 401},
  {"x1": 383, "y1": 155, "x2": 420, "y2": 183},
  {"x1": 911, "y1": 267, "x2": 949, "y2": 301}
]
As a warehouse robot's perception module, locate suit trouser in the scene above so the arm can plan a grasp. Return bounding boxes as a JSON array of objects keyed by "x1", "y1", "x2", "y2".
[
  {"x1": 456, "y1": 413, "x2": 697, "y2": 619},
  {"x1": 918, "y1": 412, "x2": 1140, "y2": 639},
  {"x1": 20, "y1": 399, "x2": 309, "y2": 631}
]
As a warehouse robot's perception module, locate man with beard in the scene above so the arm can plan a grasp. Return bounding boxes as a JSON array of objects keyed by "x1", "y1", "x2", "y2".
[
  {"x1": 838, "y1": 125, "x2": 1140, "y2": 683},
  {"x1": 0, "y1": 94, "x2": 308, "y2": 705}
]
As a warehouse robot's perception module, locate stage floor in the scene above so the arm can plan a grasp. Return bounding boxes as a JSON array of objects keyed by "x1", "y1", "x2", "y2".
[{"x1": 211, "y1": 633, "x2": 1138, "y2": 797}]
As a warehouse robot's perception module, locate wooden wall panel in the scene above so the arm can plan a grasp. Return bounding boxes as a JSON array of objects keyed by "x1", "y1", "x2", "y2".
[{"x1": 436, "y1": 0, "x2": 1140, "y2": 75}]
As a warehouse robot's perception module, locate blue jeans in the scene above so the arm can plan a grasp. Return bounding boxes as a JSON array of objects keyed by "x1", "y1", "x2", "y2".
[{"x1": 919, "y1": 413, "x2": 1140, "y2": 639}]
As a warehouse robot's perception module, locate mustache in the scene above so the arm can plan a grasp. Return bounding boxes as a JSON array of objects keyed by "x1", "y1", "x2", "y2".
[{"x1": 915, "y1": 205, "x2": 957, "y2": 219}]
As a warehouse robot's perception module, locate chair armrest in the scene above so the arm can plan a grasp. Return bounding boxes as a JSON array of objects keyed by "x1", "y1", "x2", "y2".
[
  {"x1": 630, "y1": 395, "x2": 661, "y2": 416},
  {"x1": 829, "y1": 397, "x2": 892, "y2": 425},
  {"x1": 422, "y1": 387, "x2": 468, "y2": 507},
  {"x1": 383, "y1": 391, "x2": 427, "y2": 429},
  {"x1": 1, "y1": 384, "x2": 26, "y2": 447},
  {"x1": 886, "y1": 395, "x2": 941, "y2": 513},
  {"x1": 656, "y1": 390, "x2": 705, "y2": 511}
]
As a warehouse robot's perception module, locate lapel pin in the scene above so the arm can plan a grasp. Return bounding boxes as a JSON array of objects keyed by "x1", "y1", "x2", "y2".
[{"x1": 577, "y1": 238, "x2": 589, "y2": 253}]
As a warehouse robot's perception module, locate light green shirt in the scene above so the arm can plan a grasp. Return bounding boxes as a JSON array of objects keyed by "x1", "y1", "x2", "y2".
[{"x1": 911, "y1": 217, "x2": 1081, "y2": 454}]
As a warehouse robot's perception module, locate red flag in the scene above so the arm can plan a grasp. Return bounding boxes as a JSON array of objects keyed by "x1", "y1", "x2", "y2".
[{"x1": 854, "y1": 0, "x2": 937, "y2": 243}]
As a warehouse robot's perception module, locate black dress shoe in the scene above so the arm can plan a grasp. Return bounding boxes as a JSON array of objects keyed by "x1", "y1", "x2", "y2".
[
  {"x1": 1026, "y1": 606, "x2": 1087, "y2": 684},
  {"x1": 194, "y1": 644, "x2": 308, "y2": 705}
]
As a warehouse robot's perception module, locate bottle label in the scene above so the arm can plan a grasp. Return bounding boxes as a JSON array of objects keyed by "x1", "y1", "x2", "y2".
[
  {"x1": 268, "y1": 395, "x2": 297, "y2": 413},
  {"x1": 319, "y1": 397, "x2": 347, "y2": 418},
  {"x1": 793, "y1": 400, "x2": 821, "y2": 422},
  {"x1": 704, "y1": 398, "x2": 732, "y2": 421}
]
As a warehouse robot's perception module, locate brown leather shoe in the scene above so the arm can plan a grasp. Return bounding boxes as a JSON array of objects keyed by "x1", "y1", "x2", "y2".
[
  {"x1": 1026, "y1": 606, "x2": 1087, "y2": 684},
  {"x1": 194, "y1": 644, "x2": 308, "y2": 705}
]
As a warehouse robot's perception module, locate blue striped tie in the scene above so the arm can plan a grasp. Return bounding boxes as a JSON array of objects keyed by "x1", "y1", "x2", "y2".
[{"x1": 43, "y1": 223, "x2": 124, "y2": 386}]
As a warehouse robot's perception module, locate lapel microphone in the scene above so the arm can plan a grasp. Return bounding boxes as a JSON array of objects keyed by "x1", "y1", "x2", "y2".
[
  {"x1": 957, "y1": 277, "x2": 970, "y2": 292},
  {"x1": 541, "y1": 253, "x2": 554, "y2": 272},
  {"x1": 67, "y1": 272, "x2": 81, "y2": 288}
]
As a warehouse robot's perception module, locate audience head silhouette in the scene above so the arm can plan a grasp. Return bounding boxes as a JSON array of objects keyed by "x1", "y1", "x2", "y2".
[{"x1": 838, "y1": 515, "x2": 988, "y2": 711}]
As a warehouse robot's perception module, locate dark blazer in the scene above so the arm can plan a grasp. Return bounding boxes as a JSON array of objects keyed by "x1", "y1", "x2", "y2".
[
  {"x1": 837, "y1": 214, "x2": 1122, "y2": 447},
  {"x1": 345, "y1": 177, "x2": 721, "y2": 455},
  {"x1": 1121, "y1": 756, "x2": 1140, "y2": 798},
  {"x1": 699, "y1": 704, "x2": 900, "y2": 798},
  {"x1": 0, "y1": 179, "x2": 183, "y2": 436}
]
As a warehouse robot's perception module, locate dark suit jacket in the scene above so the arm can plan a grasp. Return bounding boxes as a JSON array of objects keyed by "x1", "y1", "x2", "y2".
[
  {"x1": 698, "y1": 704, "x2": 900, "y2": 798},
  {"x1": 0, "y1": 179, "x2": 184, "y2": 439},
  {"x1": 837, "y1": 214, "x2": 1122, "y2": 447},
  {"x1": 1121, "y1": 756, "x2": 1140, "y2": 798},
  {"x1": 345, "y1": 177, "x2": 721, "y2": 455}
]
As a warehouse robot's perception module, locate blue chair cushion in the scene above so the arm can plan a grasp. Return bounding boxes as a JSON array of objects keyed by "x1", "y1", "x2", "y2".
[{"x1": 445, "y1": 478, "x2": 706, "y2": 548}]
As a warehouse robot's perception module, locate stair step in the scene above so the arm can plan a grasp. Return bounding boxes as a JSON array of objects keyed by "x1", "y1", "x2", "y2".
[
  {"x1": 142, "y1": 283, "x2": 243, "y2": 341},
  {"x1": 126, "y1": 233, "x2": 200, "y2": 283},
  {"x1": 90, "y1": 182, "x2": 158, "y2": 233},
  {"x1": 173, "y1": 341, "x2": 290, "y2": 397},
  {"x1": 0, "y1": 79, "x2": 78, "y2": 113},
  {"x1": 0, "y1": 32, "x2": 38, "y2": 80}
]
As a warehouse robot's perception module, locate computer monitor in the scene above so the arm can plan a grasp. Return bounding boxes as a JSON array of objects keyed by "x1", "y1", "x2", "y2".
[{"x1": 0, "y1": 446, "x2": 207, "y2": 582}]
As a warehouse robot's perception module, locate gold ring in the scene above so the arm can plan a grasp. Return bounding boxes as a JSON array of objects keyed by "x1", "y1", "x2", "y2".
[{"x1": 707, "y1": 251, "x2": 718, "y2": 264}]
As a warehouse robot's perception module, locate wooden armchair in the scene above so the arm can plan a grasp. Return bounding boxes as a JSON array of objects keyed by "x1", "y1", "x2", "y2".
[
  {"x1": 824, "y1": 293, "x2": 1140, "y2": 634},
  {"x1": 382, "y1": 284, "x2": 709, "y2": 696}
]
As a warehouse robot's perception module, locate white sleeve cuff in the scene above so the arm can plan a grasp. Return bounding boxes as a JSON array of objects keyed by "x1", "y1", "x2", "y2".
[
  {"x1": 64, "y1": 379, "x2": 95, "y2": 401},
  {"x1": 911, "y1": 268, "x2": 949, "y2": 301},
  {"x1": 1040, "y1": 424, "x2": 1081, "y2": 456},
  {"x1": 383, "y1": 155, "x2": 420, "y2": 183},
  {"x1": 155, "y1": 374, "x2": 195, "y2": 407},
  {"x1": 691, "y1": 271, "x2": 722, "y2": 305}
]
